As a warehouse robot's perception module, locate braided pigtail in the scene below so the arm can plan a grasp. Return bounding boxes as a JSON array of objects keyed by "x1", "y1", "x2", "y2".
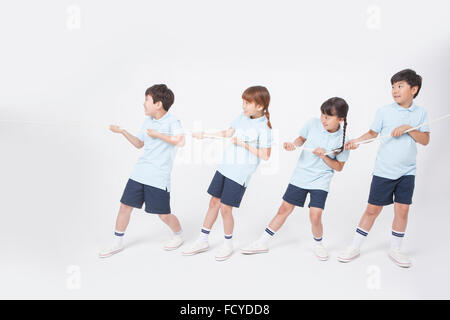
[
  {"x1": 265, "y1": 109, "x2": 272, "y2": 129},
  {"x1": 335, "y1": 117, "x2": 347, "y2": 154}
]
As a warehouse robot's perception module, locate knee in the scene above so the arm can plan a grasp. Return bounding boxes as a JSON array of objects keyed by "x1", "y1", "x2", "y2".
[
  {"x1": 366, "y1": 206, "x2": 381, "y2": 218},
  {"x1": 220, "y1": 204, "x2": 232, "y2": 216},
  {"x1": 277, "y1": 202, "x2": 294, "y2": 217},
  {"x1": 309, "y1": 211, "x2": 322, "y2": 225},
  {"x1": 209, "y1": 197, "x2": 221, "y2": 210}
]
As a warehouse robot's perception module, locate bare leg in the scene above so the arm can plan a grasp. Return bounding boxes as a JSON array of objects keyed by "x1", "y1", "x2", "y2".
[
  {"x1": 389, "y1": 203, "x2": 412, "y2": 266},
  {"x1": 392, "y1": 203, "x2": 409, "y2": 232},
  {"x1": 202, "y1": 196, "x2": 221, "y2": 230},
  {"x1": 220, "y1": 203, "x2": 234, "y2": 235},
  {"x1": 268, "y1": 200, "x2": 296, "y2": 232},
  {"x1": 99, "y1": 203, "x2": 133, "y2": 257},
  {"x1": 115, "y1": 203, "x2": 134, "y2": 232},
  {"x1": 182, "y1": 197, "x2": 221, "y2": 255},
  {"x1": 309, "y1": 207, "x2": 323, "y2": 239},
  {"x1": 358, "y1": 204, "x2": 383, "y2": 231},
  {"x1": 159, "y1": 214, "x2": 182, "y2": 233}
]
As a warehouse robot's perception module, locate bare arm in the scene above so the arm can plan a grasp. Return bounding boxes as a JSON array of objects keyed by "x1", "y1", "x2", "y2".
[
  {"x1": 391, "y1": 125, "x2": 430, "y2": 146},
  {"x1": 123, "y1": 130, "x2": 145, "y2": 148},
  {"x1": 408, "y1": 130, "x2": 430, "y2": 145},
  {"x1": 110, "y1": 125, "x2": 144, "y2": 149},
  {"x1": 147, "y1": 129, "x2": 186, "y2": 147},
  {"x1": 192, "y1": 127, "x2": 235, "y2": 139},
  {"x1": 283, "y1": 136, "x2": 306, "y2": 151},
  {"x1": 312, "y1": 147, "x2": 346, "y2": 172},
  {"x1": 230, "y1": 129, "x2": 272, "y2": 160},
  {"x1": 322, "y1": 157, "x2": 345, "y2": 172},
  {"x1": 345, "y1": 130, "x2": 379, "y2": 150},
  {"x1": 242, "y1": 144, "x2": 271, "y2": 161}
]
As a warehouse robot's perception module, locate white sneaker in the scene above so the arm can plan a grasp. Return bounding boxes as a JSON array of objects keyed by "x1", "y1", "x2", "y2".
[
  {"x1": 182, "y1": 239, "x2": 209, "y2": 256},
  {"x1": 337, "y1": 245, "x2": 360, "y2": 263},
  {"x1": 215, "y1": 244, "x2": 233, "y2": 261},
  {"x1": 164, "y1": 235, "x2": 184, "y2": 251},
  {"x1": 99, "y1": 243, "x2": 124, "y2": 258},
  {"x1": 241, "y1": 241, "x2": 269, "y2": 255},
  {"x1": 313, "y1": 243, "x2": 328, "y2": 261},
  {"x1": 388, "y1": 248, "x2": 412, "y2": 268}
]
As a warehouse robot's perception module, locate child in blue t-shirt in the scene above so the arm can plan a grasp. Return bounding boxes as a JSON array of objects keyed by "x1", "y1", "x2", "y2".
[
  {"x1": 182, "y1": 86, "x2": 273, "y2": 261},
  {"x1": 338, "y1": 69, "x2": 430, "y2": 268},
  {"x1": 99, "y1": 84, "x2": 186, "y2": 258},
  {"x1": 241, "y1": 97, "x2": 349, "y2": 261}
]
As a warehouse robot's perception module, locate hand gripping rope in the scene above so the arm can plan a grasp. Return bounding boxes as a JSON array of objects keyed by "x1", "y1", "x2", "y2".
[
  {"x1": 1, "y1": 113, "x2": 449, "y2": 156},
  {"x1": 186, "y1": 113, "x2": 450, "y2": 156},
  {"x1": 294, "y1": 113, "x2": 450, "y2": 156},
  {"x1": 353, "y1": 113, "x2": 450, "y2": 146}
]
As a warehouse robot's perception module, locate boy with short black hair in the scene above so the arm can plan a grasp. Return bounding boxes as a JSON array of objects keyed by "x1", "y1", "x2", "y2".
[
  {"x1": 338, "y1": 69, "x2": 430, "y2": 267},
  {"x1": 99, "y1": 84, "x2": 186, "y2": 258}
]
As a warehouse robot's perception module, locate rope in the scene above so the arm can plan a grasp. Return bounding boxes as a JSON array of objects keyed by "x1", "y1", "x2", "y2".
[{"x1": 1, "y1": 112, "x2": 449, "y2": 156}]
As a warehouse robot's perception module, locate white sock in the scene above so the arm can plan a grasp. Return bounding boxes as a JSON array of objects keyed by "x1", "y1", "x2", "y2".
[
  {"x1": 114, "y1": 230, "x2": 124, "y2": 247},
  {"x1": 258, "y1": 227, "x2": 275, "y2": 245},
  {"x1": 199, "y1": 228, "x2": 210, "y2": 242},
  {"x1": 174, "y1": 228, "x2": 183, "y2": 237},
  {"x1": 391, "y1": 230, "x2": 405, "y2": 250},
  {"x1": 224, "y1": 234, "x2": 233, "y2": 248},
  {"x1": 352, "y1": 227, "x2": 368, "y2": 249},
  {"x1": 313, "y1": 236, "x2": 323, "y2": 245}
]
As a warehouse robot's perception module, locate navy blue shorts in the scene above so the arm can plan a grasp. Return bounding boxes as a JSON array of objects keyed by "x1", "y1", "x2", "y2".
[
  {"x1": 282, "y1": 183, "x2": 328, "y2": 209},
  {"x1": 120, "y1": 179, "x2": 171, "y2": 214},
  {"x1": 368, "y1": 175, "x2": 415, "y2": 206},
  {"x1": 207, "y1": 171, "x2": 246, "y2": 208}
]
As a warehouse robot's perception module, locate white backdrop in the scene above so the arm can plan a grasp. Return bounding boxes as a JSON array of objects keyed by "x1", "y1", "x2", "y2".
[{"x1": 0, "y1": 0, "x2": 449, "y2": 299}]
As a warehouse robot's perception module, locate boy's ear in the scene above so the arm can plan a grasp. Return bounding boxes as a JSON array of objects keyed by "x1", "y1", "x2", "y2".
[
  {"x1": 411, "y1": 86, "x2": 419, "y2": 96},
  {"x1": 155, "y1": 101, "x2": 163, "y2": 109}
]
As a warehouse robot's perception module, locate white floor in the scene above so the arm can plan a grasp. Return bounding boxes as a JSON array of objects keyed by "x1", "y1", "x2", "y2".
[
  {"x1": 3, "y1": 206, "x2": 449, "y2": 300},
  {"x1": 1, "y1": 124, "x2": 450, "y2": 299}
]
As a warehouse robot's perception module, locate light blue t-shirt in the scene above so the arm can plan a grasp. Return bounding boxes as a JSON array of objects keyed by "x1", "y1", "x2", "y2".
[
  {"x1": 370, "y1": 102, "x2": 429, "y2": 180},
  {"x1": 218, "y1": 113, "x2": 272, "y2": 187},
  {"x1": 290, "y1": 118, "x2": 350, "y2": 192},
  {"x1": 129, "y1": 112, "x2": 184, "y2": 192}
]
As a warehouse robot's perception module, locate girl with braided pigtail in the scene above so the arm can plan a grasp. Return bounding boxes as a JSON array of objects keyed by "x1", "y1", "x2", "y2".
[{"x1": 241, "y1": 97, "x2": 350, "y2": 261}]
